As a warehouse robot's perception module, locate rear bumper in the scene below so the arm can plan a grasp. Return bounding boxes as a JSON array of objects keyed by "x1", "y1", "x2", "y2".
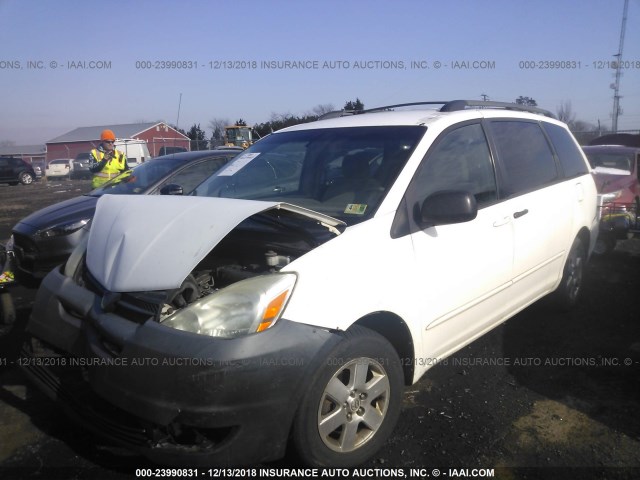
[{"x1": 23, "y1": 266, "x2": 341, "y2": 465}]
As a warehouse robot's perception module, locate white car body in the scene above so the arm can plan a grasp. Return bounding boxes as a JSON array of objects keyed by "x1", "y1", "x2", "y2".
[
  {"x1": 88, "y1": 108, "x2": 599, "y2": 384},
  {"x1": 45, "y1": 158, "x2": 73, "y2": 178},
  {"x1": 24, "y1": 101, "x2": 600, "y2": 467}
]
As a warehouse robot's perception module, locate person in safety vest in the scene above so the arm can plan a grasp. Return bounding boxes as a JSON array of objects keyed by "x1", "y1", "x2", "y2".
[{"x1": 90, "y1": 129, "x2": 130, "y2": 189}]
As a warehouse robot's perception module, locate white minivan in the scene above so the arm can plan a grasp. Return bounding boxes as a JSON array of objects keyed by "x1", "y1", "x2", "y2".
[
  {"x1": 23, "y1": 100, "x2": 600, "y2": 468},
  {"x1": 113, "y1": 139, "x2": 150, "y2": 166}
]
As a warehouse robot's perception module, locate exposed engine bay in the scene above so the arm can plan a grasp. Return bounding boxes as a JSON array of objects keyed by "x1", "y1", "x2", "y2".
[{"x1": 78, "y1": 209, "x2": 341, "y2": 324}]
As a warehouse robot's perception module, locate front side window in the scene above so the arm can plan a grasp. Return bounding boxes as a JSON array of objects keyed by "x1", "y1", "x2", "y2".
[
  {"x1": 489, "y1": 121, "x2": 558, "y2": 196},
  {"x1": 409, "y1": 122, "x2": 497, "y2": 207},
  {"x1": 193, "y1": 126, "x2": 426, "y2": 224}
]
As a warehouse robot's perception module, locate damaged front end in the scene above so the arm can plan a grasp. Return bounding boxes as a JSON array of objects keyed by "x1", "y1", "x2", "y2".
[{"x1": 20, "y1": 195, "x2": 345, "y2": 465}]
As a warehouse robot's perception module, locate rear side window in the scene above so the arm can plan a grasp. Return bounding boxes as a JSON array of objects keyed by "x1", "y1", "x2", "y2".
[
  {"x1": 157, "y1": 156, "x2": 231, "y2": 194},
  {"x1": 490, "y1": 121, "x2": 558, "y2": 196},
  {"x1": 543, "y1": 123, "x2": 589, "y2": 178}
]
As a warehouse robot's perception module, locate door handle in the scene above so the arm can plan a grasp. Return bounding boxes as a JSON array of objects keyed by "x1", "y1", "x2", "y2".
[{"x1": 513, "y1": 209, "x2": 529, "y2": 219}]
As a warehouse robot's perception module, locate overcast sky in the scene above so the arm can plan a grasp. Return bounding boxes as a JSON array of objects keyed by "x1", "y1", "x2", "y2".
[{"x1": 1, "y1": 0, "x2": 639, "y2": 145}]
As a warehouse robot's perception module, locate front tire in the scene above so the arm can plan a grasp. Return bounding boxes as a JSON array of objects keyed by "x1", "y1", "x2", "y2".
[
  {"x1": 554, "y1": 237, "x2": 586, "y2": 310},
  {"x1": 291, "y1": 325, "x2": 403, "y2": 467}
]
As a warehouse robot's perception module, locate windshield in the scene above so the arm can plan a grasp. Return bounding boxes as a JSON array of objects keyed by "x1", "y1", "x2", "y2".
[
  {"x1": 89, "y1": 157, "x2": 191, "y2": 196},
  {"x1": 192, "y1": 126, "x2": 425, "y2": 224}
]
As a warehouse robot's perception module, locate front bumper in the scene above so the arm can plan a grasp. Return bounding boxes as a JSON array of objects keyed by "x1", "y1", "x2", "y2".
[
  {"x1": 11, "y1": 227, "x2": 88, "y2": 285},
  {"x1": 22, "y1": 266, "x2": 341, "y2": 466}
]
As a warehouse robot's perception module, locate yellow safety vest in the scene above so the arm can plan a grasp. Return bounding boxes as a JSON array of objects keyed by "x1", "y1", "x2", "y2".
[{"x1": 91, "y1": 149, "x2": 127, "y2": 188}]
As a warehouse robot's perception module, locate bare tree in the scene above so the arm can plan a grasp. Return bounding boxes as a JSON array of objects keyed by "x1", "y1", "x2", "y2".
[
  {"x1": 208, "y1": 117, "x2": 231, "y2": 147},
  {"x1": 556, "y1": 101, "x2": 597, "y2": 133},
  {"x1": 556, "y1": 100, "x2": 576, "y2": 125},
  {"x1": 0, "y1": 140, "x2": 16, "y2": 147},
  {"x1": 307, "y1": 103, "x2": 336, "y2": 117}
]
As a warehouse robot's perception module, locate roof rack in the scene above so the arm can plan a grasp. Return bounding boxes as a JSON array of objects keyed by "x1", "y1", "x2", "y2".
[
  {"x1": 318, "y1": 100, "x2": 554, "y2": 120},
  {"x1": 317, "y1": 110, "x2": 356, "y2": 120},
  {"x1": 440, "y1": 100, "x2": 554, "y2": 118}
]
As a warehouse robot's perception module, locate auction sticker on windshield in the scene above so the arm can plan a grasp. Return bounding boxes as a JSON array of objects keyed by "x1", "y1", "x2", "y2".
[{"x1": 219, "y1": 153, "x2": 261, "y2": 176}]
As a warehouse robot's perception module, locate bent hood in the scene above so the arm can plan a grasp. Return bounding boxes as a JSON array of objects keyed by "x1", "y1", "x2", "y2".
[
  {"x1": 591, "y1": 168, "x2": 633, "y2": 194},
  {"x1": 87, "y1": 195, "x2": 343, "y2": 292}
]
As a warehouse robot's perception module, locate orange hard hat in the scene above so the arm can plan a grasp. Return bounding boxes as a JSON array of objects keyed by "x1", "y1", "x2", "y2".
[{"x1": 100, "y1": 129, "x2": 116, "y2": 141}]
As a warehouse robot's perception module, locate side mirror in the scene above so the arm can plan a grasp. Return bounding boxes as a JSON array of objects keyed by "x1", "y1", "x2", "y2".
[
  {"x1": 160, "y1": 183, "x2": 183, "y2": 196},
  {"x1": 419, "y1": 190, "x2": 477, "y2": 227}
]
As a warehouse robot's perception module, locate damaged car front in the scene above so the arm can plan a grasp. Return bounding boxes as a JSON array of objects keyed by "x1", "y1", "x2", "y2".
[{"x1": 20, "y1": 124, "x2": 426, "y2": 466}]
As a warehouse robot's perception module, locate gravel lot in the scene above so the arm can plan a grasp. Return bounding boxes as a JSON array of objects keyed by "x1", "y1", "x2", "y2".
[{"x1": 1, "y1": 180, "x2": 639, "y2": 479}]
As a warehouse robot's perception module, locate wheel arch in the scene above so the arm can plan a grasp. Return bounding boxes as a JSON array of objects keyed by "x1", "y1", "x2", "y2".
[{"x1": 353, "y1": 311, "x2": 414, "y2": 385}]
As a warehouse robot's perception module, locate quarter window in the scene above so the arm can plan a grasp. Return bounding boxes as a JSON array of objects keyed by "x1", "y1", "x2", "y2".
[
  {"x1": 489, "y1": 121, "x2": 558, "y2": 196},
  {"x1": 542, "y1": 123, "x2": 589, "y2": 178}
]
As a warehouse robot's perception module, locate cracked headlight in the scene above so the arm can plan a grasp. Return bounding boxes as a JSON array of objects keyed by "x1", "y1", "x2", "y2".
[
  {"x1": 161, "y1": 273, "x2": 296, "y2": 338},
  {"x1": 35, "y1": 218, "x2": 91, "y2": 239}
]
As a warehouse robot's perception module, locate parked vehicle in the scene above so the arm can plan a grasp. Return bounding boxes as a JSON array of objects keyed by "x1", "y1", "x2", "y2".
[
  {"x1": 33, "y1": 165, "x2": 43, "y2": 180},
  {"x1": 71, "y1": 153, "x2": 92, "y2": 179},
  {"x1": 0, "y1": 156, "x2": 37, "y2": 185},
  {"x1": 20, "y1": 101, "x2": 599, "y2": 467},
  {"x1": 10, "y1": 149, "x2": 240, "y2": 286},
  {"x1": 224, "y1": 125, "x2": 255, "y2": 149},
  {"x1": 157, "y1": 145, "x2": 188, "y2": 157},
  {"x1": 584, "y1": 145, "x2": 640, "y2": 207},
  {"x1": 45, "y1": 159, "x2": 73, "y2": 179},
  {"x1": 583, "y1": 144, "x2": 640, "y2": 253},
  {"x1": 114, "y1": 138, "x2": 151, "y2": 165}
]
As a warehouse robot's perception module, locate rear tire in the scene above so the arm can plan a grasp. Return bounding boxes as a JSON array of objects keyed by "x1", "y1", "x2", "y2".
[
  {"x1": 291, "y1": 325, "x2": 403, "y2": 467},
  {"x1": 554, "y1": 237, "x2": 586, "y2": 310},
  {"x1": 19, "y1": 172, "x2": 34, "y2": 185}
]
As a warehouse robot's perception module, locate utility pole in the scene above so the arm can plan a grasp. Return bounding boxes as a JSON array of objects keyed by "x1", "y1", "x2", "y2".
[
  {"x1": 611, "y1": 0, "x2": 628, "y2": 133},
  {"x1": 480, "y1": 94, "x2": 489, "y2": 101}
]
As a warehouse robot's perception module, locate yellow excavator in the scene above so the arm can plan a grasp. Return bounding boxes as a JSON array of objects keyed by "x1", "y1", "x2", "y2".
[{"x1": 224, "y1": 125, "x2": 254, "y2": 149}]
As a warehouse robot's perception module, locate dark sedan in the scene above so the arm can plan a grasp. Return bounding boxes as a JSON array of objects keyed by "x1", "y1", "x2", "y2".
[
  {"x1": 10, "y1": 149, "x2": 239, "y2": 286},
  {"x1": 0, "y1": 156, "x2": 37, "y2": 185}
]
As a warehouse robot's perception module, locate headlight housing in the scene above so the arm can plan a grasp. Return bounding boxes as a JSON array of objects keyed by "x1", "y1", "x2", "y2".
[
  {"x1": 35, "y1": 218, "x2": 91, "y2": 239},
  {"x1": 161, "y1": 273, "x2": 296, "y2": 338}
]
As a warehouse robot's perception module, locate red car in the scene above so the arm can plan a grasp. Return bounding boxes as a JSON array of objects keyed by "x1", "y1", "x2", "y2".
[
  {"x1": 584, "y1": 145, "x2": 640, "y2": 208},
  {"x1": 583, "y1": 143, "x2": 640, "y2": 253}
]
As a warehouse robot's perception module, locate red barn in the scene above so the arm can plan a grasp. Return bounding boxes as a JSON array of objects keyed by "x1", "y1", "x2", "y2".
[{"x1": 46, "y1": 122, "x2": 190, "y2": 161}]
